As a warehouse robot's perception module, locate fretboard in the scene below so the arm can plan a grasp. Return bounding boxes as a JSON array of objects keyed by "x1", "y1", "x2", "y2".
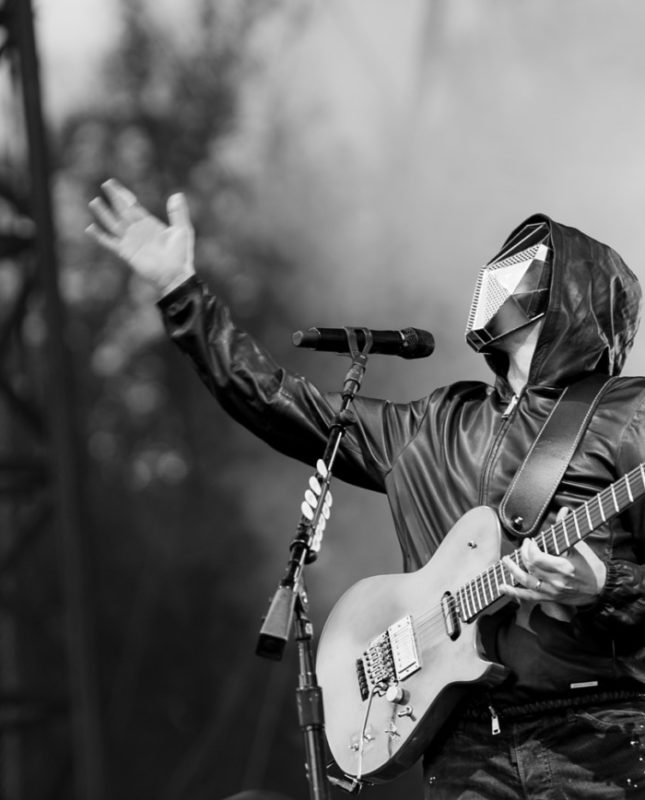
[{"x1": 456, "y1": 463, "x2": 645, "y2": 622}]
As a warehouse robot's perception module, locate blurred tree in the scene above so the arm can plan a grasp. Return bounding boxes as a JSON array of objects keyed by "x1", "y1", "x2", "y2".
[{"x1": 50, "y1": 1, "x2": 320, "y2": 798}]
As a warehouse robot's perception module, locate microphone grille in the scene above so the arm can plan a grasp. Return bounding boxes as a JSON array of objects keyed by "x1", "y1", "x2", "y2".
[{"x1": 400, "y1": 327, "x2": 435, "y2": 359}]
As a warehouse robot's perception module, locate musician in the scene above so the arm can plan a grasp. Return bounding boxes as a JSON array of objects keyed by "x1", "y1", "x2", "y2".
[{"x1": 88, "y1": 179, "x2": 645, "y2": 799}]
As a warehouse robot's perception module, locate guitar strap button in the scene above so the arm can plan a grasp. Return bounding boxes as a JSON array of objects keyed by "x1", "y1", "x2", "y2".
[{"x1": 396, "y1": 705, "x2": 414, "y2": 718}]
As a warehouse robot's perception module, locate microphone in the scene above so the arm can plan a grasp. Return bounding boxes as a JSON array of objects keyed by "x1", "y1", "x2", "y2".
[{"x1": 292, "y1": 326, "x2": 435, "y2": 359}]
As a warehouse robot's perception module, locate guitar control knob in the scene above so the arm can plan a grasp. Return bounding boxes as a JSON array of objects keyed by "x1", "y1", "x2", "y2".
[{"x1": 385, "y1": 685, "x2": 405, "y2": 704}]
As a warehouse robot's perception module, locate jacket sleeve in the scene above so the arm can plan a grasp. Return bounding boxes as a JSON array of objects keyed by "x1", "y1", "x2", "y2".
[
  {"x1": 593, "y1": 560, "x2": 645, "y2": 634},
  {"x1": 577, "y1": 394, "x2": 645, "y2": 649},
  {"x1": 578, "y1": 559, "x2": 645, "y2": 681},
  {"x1": 157, "y1": 276, "x2": 429, "y2": 492}
]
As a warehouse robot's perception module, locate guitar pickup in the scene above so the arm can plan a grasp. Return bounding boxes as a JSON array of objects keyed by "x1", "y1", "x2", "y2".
[
  {"x1": 388, "y1": 616, "x2": 421, "y2": 680},
  {"x1": 356, "y1": 615, "x2": 421, "y2": 700},
  {"x1": 440, "y1": 591, "x2": 461, "y2": 640}
]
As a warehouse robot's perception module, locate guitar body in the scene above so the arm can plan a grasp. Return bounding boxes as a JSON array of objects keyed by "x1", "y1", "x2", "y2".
[{"x1": 316, "y1": 506, "x2": 511, "y2": 782}]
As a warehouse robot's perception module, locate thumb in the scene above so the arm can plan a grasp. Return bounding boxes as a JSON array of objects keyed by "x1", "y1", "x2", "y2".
[
  {"x1": 572, "y1": 539, "x2": 601, "y2": 564},
  {"x1": 166, "y1": 192, "x2": 192, "y2": 230},
  {"x1": 571, "y1": 539, "x2": 607, "y2": 592},
  {"x1": 556, "y1": 506, "x2": 571, "y2": 522}
]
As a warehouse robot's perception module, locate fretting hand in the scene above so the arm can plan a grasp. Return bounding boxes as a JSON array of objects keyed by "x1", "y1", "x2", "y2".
[
  {"x1": 87, "y1": 179, "x2": 195, "y2": 296},
  {"x1": 500, "y1": 508, "x2": 607, "y2": 614}
]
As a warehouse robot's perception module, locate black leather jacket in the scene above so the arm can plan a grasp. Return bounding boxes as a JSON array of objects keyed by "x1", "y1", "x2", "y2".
[{"x1": 159, "y1": 214, "x2": 645, "y2": 700}]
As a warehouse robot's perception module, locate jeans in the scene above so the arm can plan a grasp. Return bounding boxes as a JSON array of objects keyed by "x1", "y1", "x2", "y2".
[{"x1": 422, "y1": 698, "x2": 645, "y2": 799}]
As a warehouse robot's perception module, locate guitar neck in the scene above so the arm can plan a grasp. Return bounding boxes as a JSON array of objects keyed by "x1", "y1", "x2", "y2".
[{"x1": 457, "y1": 463, "x2": 645, "y2": 622}]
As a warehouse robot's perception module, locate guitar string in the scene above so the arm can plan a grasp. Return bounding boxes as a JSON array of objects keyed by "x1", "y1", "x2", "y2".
[{"x1": 392, "y1": 473, "x2": 638, "y2": 642}]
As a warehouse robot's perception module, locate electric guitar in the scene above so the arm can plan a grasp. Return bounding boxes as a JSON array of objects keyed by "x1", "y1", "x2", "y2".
[{"x1": 316, "y1": 463, "x2": 645, "y2": 783}]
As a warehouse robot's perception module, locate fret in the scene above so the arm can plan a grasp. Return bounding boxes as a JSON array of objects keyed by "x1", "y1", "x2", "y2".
[
  {"x1": 484, "y1": 569, "x2": 494, "y2": 602},
  {"x1": 610, "y1": 483, "x2": 619, "y2": 512},
  {"x1": 640, "y1": 463, "x2": 645, "y2": 489},
  {"x1": 471, "y1": 579, "x2": 482, "y2": 611},
  {"x1": 466, "y1": 581, "x2": 478, "y2": 614},
  {"x1": 457, "y1": 587, "x2": 469, "y2": 620},
  {"x1": 478, "y1": 573, "x2": 486, "y2": 605},
  {"x1": 459, "y1": 586, "x2": 469, "y2": 619},
  {"x1": 597, "y1": 494, "x2": 606, "y2": 523},
  {"x1": 459, "y1": 588, "x2": 468, "y2": 620},
  {"x1": 478, "y1": 575, "x2": 485, "y2": 604},
  {"x1": 469, "y1": 586, "x2": 477, "y2": 616},
  {"x1": 626, "y1": 476, "x2": 634, "y2": 504},
  {"x1": 497, "y1": 562, "x2": 508, "y2": 594},
  {"x1": 535, "y1": 531, "x2": 546, "y2": 554},
  {"x1": 493, "y1": 564, "x2": 503, "y2": 597},
  {"x1": 561, "y1": 516, "x2": 570, "y2": 548},
  {"x1": 500, "y1": 562, "x2": 513, "y2": 591},
  {"x1": 465, "y1": 587, "x2": 473, "y2": 618},
  {"x1": 468, "y1": 580, "x2": 478, "y2": 612},
  {"x1": 573, "y1": 510, "x2": 581, "y2": 540},
  {"x1": 491, "y1": 568, "x2": 498, "y2": 600},
  {"x1": 477, "y1": 575, "x2": 488, "y2": 608},
  {"x1": 477, "y1": 577, "x2": 487, "y2": 609},
  {"x1": 461, "y1": 587, "x2": 473, "y2": 620},
  {"x1": 499, "y1": 564, "x2": 506, "y2": 594},
  {"x1": 549, "y1": 525, "x2": 558, "y2": 554},
  {"x1": 511, "y1": 551, "x2": 523, "y2": 577},
  {"x1": 585, "y1": 503, "x2": 593, "y2": 529}
]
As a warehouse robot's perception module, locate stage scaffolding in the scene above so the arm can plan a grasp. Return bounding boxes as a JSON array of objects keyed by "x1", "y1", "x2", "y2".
[{"x1": 0, "y1": 1, "x2": 105, "y2": 798}]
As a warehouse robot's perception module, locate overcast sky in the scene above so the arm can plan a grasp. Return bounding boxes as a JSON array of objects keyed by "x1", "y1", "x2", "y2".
[{"x1": 34, "y1": 0, "x2": 645, "y2": 380}]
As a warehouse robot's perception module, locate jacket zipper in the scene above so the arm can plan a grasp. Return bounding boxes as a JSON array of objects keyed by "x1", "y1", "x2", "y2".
[
  {"x1": 501, "y1": 392, "x2": 520, "y2": 418},
  {"x1": 480, "y1": 391, "x2": 521, "y2": 737},
  {"x1": 488, "y1": 704, "x2": 501, "y2": 735},
  {"x1": 478, "y1": 389, "x2": 523, "y2": 504}
]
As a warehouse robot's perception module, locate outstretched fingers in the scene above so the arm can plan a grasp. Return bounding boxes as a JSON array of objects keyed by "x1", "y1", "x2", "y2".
[
  {"x1": 87, "y1": 180, "x2": 160, "y2": 255},
  {"x1": 88, "y1": 179, "x2": 148, "y2": 236},
  {"x1": 88, "y1": 196, "x2": 121, "y2": 237},
  {"x1": 85, "y1": 221, "x2": 120, "y2": 255},
  {"x1": 101, "y1": 178, "x2": 139, "y2": 214}
]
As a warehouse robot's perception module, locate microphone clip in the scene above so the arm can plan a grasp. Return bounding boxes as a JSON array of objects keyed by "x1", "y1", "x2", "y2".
[{"x1": 341, "y1": 327, "x2": 372, "y2": 399}]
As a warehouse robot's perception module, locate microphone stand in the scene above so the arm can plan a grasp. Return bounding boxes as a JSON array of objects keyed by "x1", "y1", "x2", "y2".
[{"x1": 256, "y1": 329, "x2": 372, "y2": 800}]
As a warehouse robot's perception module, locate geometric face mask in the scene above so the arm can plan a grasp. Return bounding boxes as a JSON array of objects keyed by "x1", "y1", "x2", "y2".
[{"x1": 465, "y1": 221, "x2": 552, "y2": 354}]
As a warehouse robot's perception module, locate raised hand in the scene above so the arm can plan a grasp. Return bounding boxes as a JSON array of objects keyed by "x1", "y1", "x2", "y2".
[{"x1": 87, "y1": 179, "x2": 195, "y2": 295}]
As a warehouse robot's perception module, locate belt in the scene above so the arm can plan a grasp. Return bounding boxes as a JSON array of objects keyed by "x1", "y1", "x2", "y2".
[{"x1": 460, "y1": 682, "x2": 645, "y2": 733}]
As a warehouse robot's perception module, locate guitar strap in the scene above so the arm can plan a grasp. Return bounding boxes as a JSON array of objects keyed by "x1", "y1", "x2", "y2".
[{"x1": 498, "y1": 373, "x2": 616, "y2": 538}]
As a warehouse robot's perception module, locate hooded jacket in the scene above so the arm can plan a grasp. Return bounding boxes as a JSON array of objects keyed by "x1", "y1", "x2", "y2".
[{"x1": 159, "y1": 214, "x2": 645, "y2": 700}]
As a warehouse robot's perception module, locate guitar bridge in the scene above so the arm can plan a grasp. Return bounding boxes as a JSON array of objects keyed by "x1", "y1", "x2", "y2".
[{"x1": 356, "y1": 615, "x2": 421, "y2": 700}]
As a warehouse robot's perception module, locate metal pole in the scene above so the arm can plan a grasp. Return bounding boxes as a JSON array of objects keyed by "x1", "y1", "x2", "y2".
[{"x1": 12, "y1": 1, "x2": 107, "y2": 797}]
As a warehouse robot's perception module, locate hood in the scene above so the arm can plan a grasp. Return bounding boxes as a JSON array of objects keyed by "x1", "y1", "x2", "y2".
[{"x1": 484, "y1": 214, "x2": 642, "y2": 387}]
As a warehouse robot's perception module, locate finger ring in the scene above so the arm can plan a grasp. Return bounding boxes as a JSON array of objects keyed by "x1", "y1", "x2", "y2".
[{"x1": 535, "y1": 578, "x2": 543, "y2": 591}]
